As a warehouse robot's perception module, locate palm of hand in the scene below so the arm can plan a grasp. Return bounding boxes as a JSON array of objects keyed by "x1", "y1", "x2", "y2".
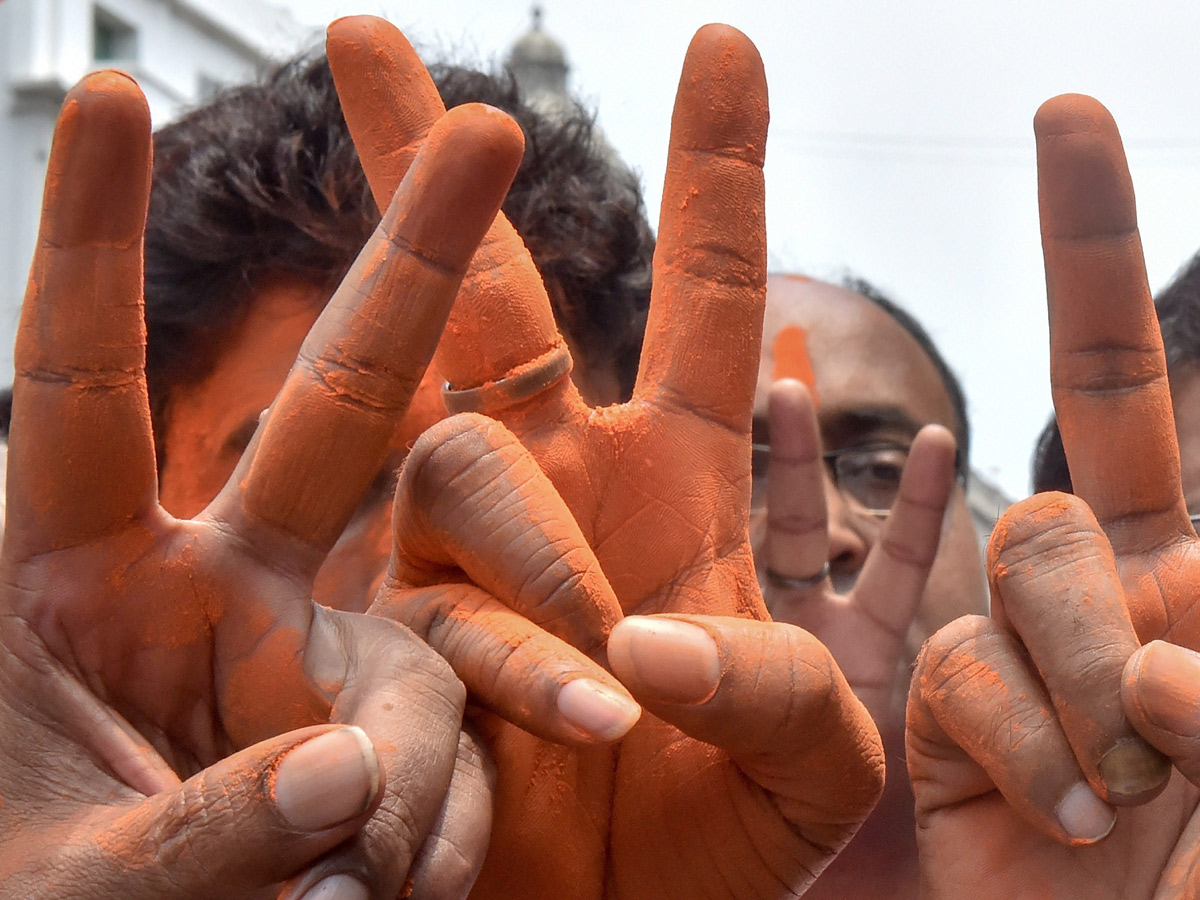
[
  {"x1": 478, "y1": 406, "x2": 776, "y2": 898},
  {"x1": 1, "y1": 70, "x2": 524, "y2": 896},
  {"x1": 5, "y1": 517, "x2": 318, "y2": 772},
  {"x1": 328, "y1": 17, "x2": 883, "y2": 900}
]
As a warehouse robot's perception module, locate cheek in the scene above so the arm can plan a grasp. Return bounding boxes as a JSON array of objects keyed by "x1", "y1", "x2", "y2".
[{"x1": 312, "y1": 503, "x2": 393, "y2": 612}]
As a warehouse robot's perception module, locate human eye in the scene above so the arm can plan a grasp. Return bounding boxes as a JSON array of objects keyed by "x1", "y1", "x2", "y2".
[{"x1": 837, "y1": 445, "x2": 908, "y2": 513}]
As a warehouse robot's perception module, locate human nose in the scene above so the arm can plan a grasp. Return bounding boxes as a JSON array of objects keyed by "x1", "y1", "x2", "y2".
[{"x1": 825, "y1": 473, "x2": 872, "y2": 577}]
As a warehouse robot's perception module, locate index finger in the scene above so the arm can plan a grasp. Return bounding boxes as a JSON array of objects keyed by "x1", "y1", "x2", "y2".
[
  {"x1": 327, "y1": 16, "x2": 571, "y2": 415},
  {"x1": 1038, "y1": 94, "x2": 1189, "y2": 552},
  {"x1": 633, "y1": 25, "x2": 768, "y2": 432},
  {"x1": 8, "y1": 72, "x2": 158, "y2": 557},
  {"x1": 213, "y1": 105, "x2": 525, "y2": 561}
]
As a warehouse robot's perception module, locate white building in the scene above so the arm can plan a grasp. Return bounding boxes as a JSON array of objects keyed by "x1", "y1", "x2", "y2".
[{"x1": 0, "y1": 0, "x2": 312, "y2": 381}]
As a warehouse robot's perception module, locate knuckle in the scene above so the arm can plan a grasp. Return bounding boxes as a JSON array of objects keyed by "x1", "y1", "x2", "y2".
[
  {"x1": 360, "y1": 614, "x2": 469, "y2": 714},
  {"x1": 914, "y1": 615, "x2": 1003, "y2": 699},
  {"x1": 1054, "y1": 343, "x2": 1165, "y2": 396},
  {"x1": 307, "y1": 344, "x2": 415, "y2": 416},
  {"x1": 403, "y1": 414, "x2": 516, "y2": 515},
  {"x1": 988, "y1": 493, "x2": 1103, "y2": 581}
]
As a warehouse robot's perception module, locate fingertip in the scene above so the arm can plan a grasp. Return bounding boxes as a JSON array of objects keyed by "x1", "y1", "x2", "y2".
[
  {"x1": 1034, "y1": 93, "x2": 1135, "y2": 239},
  {"x1": 1097, "y1": 736, "x2": 1171, "y2": 805},
  {"x1": 556, "y1": 677, "x2": 642, "y2": 742},
  {"x1": 985, "y1": 491, "x2": 1097, "y2": 574},
  {"x1": 432, "y1": 103, "x2": 526, "y2": 178},
  {"x1": 1056, "y1": 781, "x2": 1115, "y2": 844},
  {"x1": 272, "y1": 726, "x2": 383, "y2": 832},
  {"x1": 688, "y1": 23, "x2": 766, "y2": 87},
  {"x1": 1125, "y1": 639, "x2": 1200, "y2": 740},
  {"x1": 384, "y1": 104, "x2": 522, "y2": 273},
  {"x1": 43, "y1": 71, "x2": 151, "y2": 247},
  {"x1": 61, "y1": 69, "x2": 150, "y2": 147},
  {"x1": 326, "y1": 13, "x2": 391, "y2": 45},
  {"x1": 913, "y1": 422, "x2": 956, "y2": 453},
  {"x1": 903, "y1": 425, "x2": 958, "y2": 486},
  {"x1": 1034, "y1": 93, "x2": 1117, "y2": 140},
  {"x1": 609, "y1": 616, "x2": 722, "y2": 706},
  {"x1": 673, "y1": 23, "x2": 768, "y2": 161},
  {"x1": 768, "y1": 378, "x2": 815, "y2": 413}
]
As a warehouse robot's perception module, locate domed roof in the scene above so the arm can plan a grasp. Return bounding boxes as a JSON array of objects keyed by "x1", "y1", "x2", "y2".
[{"x1": 508, "y1": 6, "x2": 566, "y2": 69}]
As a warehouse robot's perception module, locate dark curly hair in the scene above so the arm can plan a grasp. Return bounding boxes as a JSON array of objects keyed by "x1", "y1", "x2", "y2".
[
  {"x1": 1031, "y1": 249, "x2": 1200, "y2": 494},
  {"x1": 131, "y1": 53, "x2": 652, "y2": 463}
]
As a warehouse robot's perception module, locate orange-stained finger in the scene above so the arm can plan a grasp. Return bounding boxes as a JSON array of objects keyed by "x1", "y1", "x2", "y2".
[
  {"x1": 633, "y1": 24, "x2": 768, "y2": 431},
  {"x1": 326, "y1": 15, "x2": 444, "y2": 210},
  {"x1": 327, "y1": 15, "x2": 570, "y2": 410},
  {"x1": 1037, "y1": 94, "x2": 1189, "y2": 553},
  {"x1": 907, "y1": 615, "x2": 1116, "y2": 846},
  {"x1": 214, "y1": 105, "x2": 524, "y2": 564},
  {"x1": 988, "y1": 493, "x2": 1170, "y2": 804},
  {"x1": 8, "y1": 71, "x2": 158, "y2": 557},
  {"x1": 608, "y1": 614, "x2": 883, "y2": 871},
  {"x1": 392, "y1": 414, "x2": 624, "y2": 656},
  {"x1": 375, "y1": 583, "x2": 640, "y2": 745},
  {"x1": 762, "y1": 379, "x2": 829, "y2": 590},
  {"x1": 1123, "y1": 640, "x2": 1200, "y2": 788}
]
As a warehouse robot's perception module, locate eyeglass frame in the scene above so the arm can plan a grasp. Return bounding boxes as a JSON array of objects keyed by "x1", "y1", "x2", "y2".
[{"x1": 751, "y1": 440, "x2": 966, "y2": 518}]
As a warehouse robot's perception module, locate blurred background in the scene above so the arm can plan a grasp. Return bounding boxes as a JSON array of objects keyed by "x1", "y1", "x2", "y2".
[{"x1": 4, "y1": 0, "x2": 1200, "y2": 505}]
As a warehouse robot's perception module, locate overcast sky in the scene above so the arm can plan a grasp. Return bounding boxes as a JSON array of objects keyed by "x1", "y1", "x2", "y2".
[{"x1": 275, "y1": 0, "x2": 1200, "y2": 499}]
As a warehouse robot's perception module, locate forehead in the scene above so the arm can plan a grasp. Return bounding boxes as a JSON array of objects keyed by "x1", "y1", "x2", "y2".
[{"x1": 755, "y1": 277, "x2": 957, "y2": 439}]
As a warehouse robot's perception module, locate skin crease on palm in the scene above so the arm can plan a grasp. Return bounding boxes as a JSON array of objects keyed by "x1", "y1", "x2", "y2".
[
  {"x1": 750, "y1": 275, "x2": 987, "y2": 899},
  {"x1": 325, "y1": 15, "x2": 892, "y2": 900},
  {"x1": 908, "y1": 93, "x2": 1200, "y2": 900},
  {"x1": 0, "y1": 68, "x2": 557, "y2": 899}
]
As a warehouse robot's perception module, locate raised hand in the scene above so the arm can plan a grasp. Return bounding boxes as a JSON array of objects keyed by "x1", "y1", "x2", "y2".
[
  {"x1": 0, "y1": 71, "x2": 523, "y2": 898},
  {"x1": 756, "y1": 377, "x2": 958, "y2": 725},
  {"x1": 329, "y1": 17, "x2": 886, "y2": 899},
  {"x1": 909, "y1": 94, "x2": 1200, "y2": 899}
]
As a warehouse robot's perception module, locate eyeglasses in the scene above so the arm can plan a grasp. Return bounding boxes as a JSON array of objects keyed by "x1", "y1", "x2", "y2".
[{"x1": 751, "y1": 442, "x2": 909, "y2": 518}]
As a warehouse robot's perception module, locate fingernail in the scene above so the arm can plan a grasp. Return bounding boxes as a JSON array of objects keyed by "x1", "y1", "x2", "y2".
[
  {"x1": 1097, "y1": 737, "x2": 1171, "y2": 803},
  {"x1": 611, "y1": 617, "x2": 721, "y2": 704},
  {"x1": 1134, "y1": 640, "x2": 1200, "y2": 736},
  {"x1": 1056, "y1": 781, "x2": 1115, "y2": 843},
  {"x1": 299, "y1": 874, "x2": 370, "y2": 900},
  {"x1": 557, "y1": 678, "x2": 642, "y2": 741},
  {"x1": 274, "y1": 727, "x2": 379, "y2": 831}
]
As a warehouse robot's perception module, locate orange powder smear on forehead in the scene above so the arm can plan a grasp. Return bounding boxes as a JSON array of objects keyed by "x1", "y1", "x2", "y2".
[{"x1": 772, "y1": 325, "x2": 818, "y2": 405}]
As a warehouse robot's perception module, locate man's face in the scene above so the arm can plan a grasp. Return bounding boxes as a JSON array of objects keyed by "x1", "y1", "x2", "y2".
[
  {"x1": 155, "y1": 274, "x2": 624, "y2": 611},
  {"x1": 752, "y1": 275, "x2": 987, "y2": 660},
  {"x1": 157, "y1": 276, "x2": 446, "y2": 611}
]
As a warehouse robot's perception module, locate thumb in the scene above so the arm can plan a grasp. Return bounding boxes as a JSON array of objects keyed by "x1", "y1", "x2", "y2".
[
  {"x1": 1123, "y1": 639, "x2": 1200, "y2": 787},
  {"x1": 608, "y1": 614, "x2": 884, "y2": 840},
  {"x1": 76, "y1": 725, "x2": 382, "y2": 899}
]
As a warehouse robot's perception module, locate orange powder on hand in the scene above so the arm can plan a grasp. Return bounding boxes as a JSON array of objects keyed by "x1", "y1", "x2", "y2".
[{"x1": 772, "y1": 325, "x2": 818, "y2": 405}]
